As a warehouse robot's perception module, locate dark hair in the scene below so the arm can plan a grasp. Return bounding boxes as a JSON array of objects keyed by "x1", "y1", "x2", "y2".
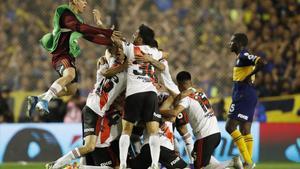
[
  {"x1": 233, "y1": 33, "x2": 248, "y2": 47},
  {"x1": 138, "y1": 24, "x2": 157, "y2": 48},
  {"x1": 176, "y1": 71, "x2": 192, "y2": 82}
]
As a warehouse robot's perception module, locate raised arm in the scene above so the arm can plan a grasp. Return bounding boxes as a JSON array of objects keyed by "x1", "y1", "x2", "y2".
[
  {"x1": 61, "y1": 10, "x2": 113, "y2": 37},
  {"x1": 101, "y1": 60, "x2": 128, "y2": 78}
]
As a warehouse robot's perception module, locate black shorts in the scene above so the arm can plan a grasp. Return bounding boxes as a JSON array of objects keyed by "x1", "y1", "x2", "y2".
[
  {"x1": 175, "y1": 111, "x2": 189, "y2": 127},
  {"x1": 52, "y1": 55, "x2": 78, "y2": 83},
  {"x1": 85, "y1": 145, "x2": 119, "y2": 167},
  {"x1": 129, "y1": 144, "x2": 187, "y2": 169},
  {"x1": 124, "y1": 91, "x2": 161, "y2": 123},
  {"x1": 193, "y1": 133, "x2": 221, "y2": 168},
  {"x1": 82, "y1": 106, "x2": 101, "y2": 137}
]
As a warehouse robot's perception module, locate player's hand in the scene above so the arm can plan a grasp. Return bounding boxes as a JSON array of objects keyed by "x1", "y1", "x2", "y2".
[
  {"x1": 135, "y1": 53, "x2": 152, "y2": 63},
  {"x1": 92, "y1": 9, "x2": 103, "y2": 26},
  {"x1": 111, "y1": 33, "x2": 122, "y2": 44},
  {"x1": 112, "y1": 30, "x2": 123, "y2": 38}
]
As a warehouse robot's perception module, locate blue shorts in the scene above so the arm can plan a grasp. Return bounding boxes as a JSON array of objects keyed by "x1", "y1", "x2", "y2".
[{"x1": 228, "y1": 83, "x2": 258, "y2": 122}]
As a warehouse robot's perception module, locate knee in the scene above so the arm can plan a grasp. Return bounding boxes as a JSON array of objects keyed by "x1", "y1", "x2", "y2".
[
  {"x1": 240, "y1": 127, "x2": 250, "y2": 135},
  {"x1": 83, "y1": 142, "x2": 95, "y2": 153},
  {"x1": 122, "y1": 121, "x2": 133, "y2": 135},
  {"x1": 64, "y1": 73, "x2": 76, "y2": 82},
  {"x1": 146, "y1": 122, "x2": 159, "y2": 135},
  {"x1": 225, "y1": 122, "x2": 236, "y2": 134}
]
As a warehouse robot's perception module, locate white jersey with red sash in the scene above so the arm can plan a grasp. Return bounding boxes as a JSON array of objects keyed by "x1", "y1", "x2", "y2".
[
  {"x1": 178, "y1": 92, "x2": 220, "y2": 139},
  {"x1": 86, "y1": 52, "x2": 126, "y2": 117},
  {"x1": 95, "y1": 110, "x2": 122, "y2": 148},
  {"x1": 122, "y1": 42, "x2": 162, "y2": 97}
]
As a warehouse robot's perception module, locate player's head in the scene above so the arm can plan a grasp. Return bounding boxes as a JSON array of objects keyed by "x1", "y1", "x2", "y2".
[
  {"x1": 230, "y1": 33, "x2": 248, "y2": 53},
  {"x1": 70, "y1": 0, "x2": 87, "y2": 13},
  {"x1": 107, "y1": 45, "x2": 125, "y2": 63},
  {"x1": 176, "y1": 71, "x2": 192, "y2": 91},
  {"x1": 133, "y1": 24, "x2": 157, "y2": 48}
]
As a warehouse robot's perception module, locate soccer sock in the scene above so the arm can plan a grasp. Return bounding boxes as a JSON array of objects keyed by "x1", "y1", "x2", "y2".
[
  {"x1": 244, "y1": 134, "x2": 254, "y2": 158},
  {"x1": 38, "y1": 93, "x2": 46, "y2": 99},
  {"x1": 230, "y1": 130, "x2": 252, "y2": 164},
  {"x1": 149, "y1": 134, "x2": 160, "y2": 167},
  {"x1": 43, "y1": 82, "x2": 63, "y2": 102},
  {"x1": 210, "y1": 156, "x2": 220, "y2": 165},
  {"x1": 53, "y1": 148, "x2": 80, "y2": 168},
  {"x1": 183, "y1": 133, "x2": 194, "y2": 161},
  {"x1": 119, "y1": 134, "x2": 130, "y2": 167}
]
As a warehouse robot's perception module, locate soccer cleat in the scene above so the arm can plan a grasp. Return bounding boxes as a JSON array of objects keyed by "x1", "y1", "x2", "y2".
[
  {"x1": 45, "y1": 161, "x2": 55, "y2": 169},
  {"x1": 26, "y1": 96, "x2": 38, "y2": 117},
  {"x1": 233, "y1": 156, "x2": 243, "y2": 169},
  {"x1": 36, "y1": 99, "x2": 50, "y2": 115},
  {"x1": 244, "y1": 163, "x2": 256, "y2": 169}
]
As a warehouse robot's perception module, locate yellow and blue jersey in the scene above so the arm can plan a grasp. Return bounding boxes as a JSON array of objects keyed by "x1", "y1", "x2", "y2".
[
  {"x1": 229, "y1": 49, "x2": 260, "y2": 122},
  {"x1": 233, "y1": 49, "x2": 260, "y2": 82}
]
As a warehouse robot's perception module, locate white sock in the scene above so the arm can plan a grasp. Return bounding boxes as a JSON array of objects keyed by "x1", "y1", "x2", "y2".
[
  {"x1": 53, "y1": 148, "x2": 80, "y2": 168},
  {"x1": 38, "y1": 93, "x2": 46, "y2": 99},
  {"x1": 205, "y1": 157, "x2": 231, "y2": 169},
  {"x1": 210, "y1": 156, "x2": 220, "y2": 165},
  {"x1": 43, "y1": 82, "x2": 63, "y2": 102},
  {"x1": 149, "y1": 134, "x2": 160, "y2": 167},
  {"x1": 183, "y1": 133, "x2": 194, "y2": 161},
  {"x1": 119, "y1": 134, "x2": 130, "y2": 167}
]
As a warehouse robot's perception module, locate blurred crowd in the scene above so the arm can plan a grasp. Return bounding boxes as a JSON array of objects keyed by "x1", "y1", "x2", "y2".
[{"x1": 0, "y1": 0, "x2": 299, "y2": 122}]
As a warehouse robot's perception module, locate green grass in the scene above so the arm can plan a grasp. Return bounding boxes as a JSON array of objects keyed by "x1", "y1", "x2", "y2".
[{"x1": 0, "y1": 162, "x2": 299, "y2": 169}]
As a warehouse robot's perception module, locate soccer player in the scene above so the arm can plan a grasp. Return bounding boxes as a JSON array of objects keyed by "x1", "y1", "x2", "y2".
[
  {"x1": 46, "y1": 47, "x2": 126, "y2": 169},
  {"x1": 111, "y1": 24, "x2": 166, "y2": 169},
  {"x1": 129, "y1": 121, "x2": 187, "y2": 169},
  {"x1": 225, "y1": 33, "x2": 264, "y2": 169},
  {"x1": 81, "y1": 106, "x2": 123, "y2": 169},
  {"x1": 160, "y1": 71, "x2": 223, "y2": 169},
  {"x1": 27, "y1": 0, "x2": 120, "y2": 115}
]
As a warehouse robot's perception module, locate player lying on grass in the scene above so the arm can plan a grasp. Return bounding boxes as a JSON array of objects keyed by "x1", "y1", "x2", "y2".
[
  {"x1": 160, "y1": 71, "x2": 243, "y2": 169},
  {"x1": 128, "y1": 120, "x2": 188, "y2": 169}
]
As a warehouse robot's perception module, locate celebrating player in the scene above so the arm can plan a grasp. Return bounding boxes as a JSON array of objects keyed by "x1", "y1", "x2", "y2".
[
  {"x1": 111, "y1": 24, "x2": 165, "y2": 169},
  {"x1": 27, "y1": 0, "x2": 120, "y2": 116},
  {"x1": 225, "y1": 33, "x2": 265, "y2": 169},
  {"x1": 161, "y1": 71, "x2": 243, "y2": 169},
  {"x1": 129, "y1": 121, "x2": 187, "y2": 169},
  {"x1": 45, "y1": 46, "x2": 126, "y2": 169}
]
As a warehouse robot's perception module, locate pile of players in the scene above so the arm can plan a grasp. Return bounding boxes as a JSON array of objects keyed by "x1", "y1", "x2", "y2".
[{"x1": 27, "y1": 0, "x2": 263, "y2": 169}]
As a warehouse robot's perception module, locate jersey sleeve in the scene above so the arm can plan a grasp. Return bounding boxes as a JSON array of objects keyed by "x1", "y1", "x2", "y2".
[
  {"x1": 122, "y1": 41, "x2": 134, "y2": 60},
  {"x1": 152, "y1": 50, "x2": 163, "y2": 61},
  {"x1": 178, "y1": 97, "x2": 190, "y2": 109},
  {"x1": 240, "y1": 51, "x2": 260, "y2": 65}
]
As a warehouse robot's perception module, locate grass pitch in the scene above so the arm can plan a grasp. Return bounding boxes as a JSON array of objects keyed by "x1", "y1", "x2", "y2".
[{"x1": 0, "y1": 162, "x2": 299, "y2": 169}]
